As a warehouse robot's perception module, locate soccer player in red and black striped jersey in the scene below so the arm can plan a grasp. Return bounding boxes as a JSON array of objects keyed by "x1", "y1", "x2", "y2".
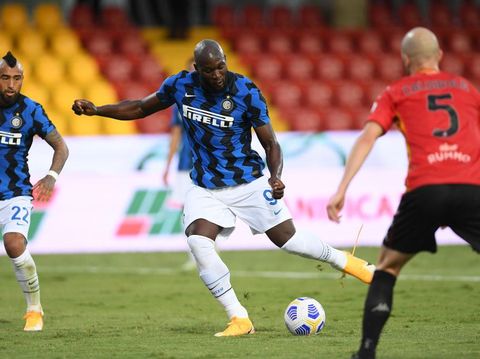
[{"x1": 327, "y1": 27, "x2": 480, "y2": 359}]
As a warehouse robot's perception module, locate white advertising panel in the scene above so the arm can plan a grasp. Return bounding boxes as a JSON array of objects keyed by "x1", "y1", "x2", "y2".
[{"x1": 4, "y1": 131, "x2": 462, "y2": 255}]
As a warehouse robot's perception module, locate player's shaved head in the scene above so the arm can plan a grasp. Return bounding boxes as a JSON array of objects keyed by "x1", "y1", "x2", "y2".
[
  {"x1": 401, "y1": 27, "x2": 442, "y2": 73},
  {"x1": 401, "y1": 27, "x2": 439, "y2": 58},
  {"x1": 193, "y1": 39, "x2": 225, "y2": 66},
  {"x1": 193, "y1": 39, "x2": 228, "y2": 92}
]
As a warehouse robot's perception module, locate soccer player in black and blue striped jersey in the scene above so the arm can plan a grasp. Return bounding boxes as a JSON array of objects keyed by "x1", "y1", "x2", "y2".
[
  {"x1": 0, "y1": 52, "x2": 69, "y2": 331},
  {"x1": 73, "y1": 39, "x2": 373, "y2": 337}
]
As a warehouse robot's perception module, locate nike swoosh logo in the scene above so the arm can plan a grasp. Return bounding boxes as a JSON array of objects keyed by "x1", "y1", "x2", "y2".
[
  {"x1": 185, "y1": 94, "x2": 196, "y2": 97},
  {"x1": 274, "y1": 209, "x2": 282, "y2": 215}
]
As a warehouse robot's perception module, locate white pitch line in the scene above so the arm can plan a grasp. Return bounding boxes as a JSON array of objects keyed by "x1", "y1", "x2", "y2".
[{"x1": 40, "y1": 266, "x2": 480, "y2": 283}]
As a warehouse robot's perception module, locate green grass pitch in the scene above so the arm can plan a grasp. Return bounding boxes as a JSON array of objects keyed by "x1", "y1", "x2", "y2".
[{"x1": 0, "y1": 246, "x2": 478, "y2": 358}]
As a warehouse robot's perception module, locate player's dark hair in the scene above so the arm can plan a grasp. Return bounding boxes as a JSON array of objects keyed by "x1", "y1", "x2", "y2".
[{"x1": 2, "y1": 51, "x2": 17, "y2": 67}]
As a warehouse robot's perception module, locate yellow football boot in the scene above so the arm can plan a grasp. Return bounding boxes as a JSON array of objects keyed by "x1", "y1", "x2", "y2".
[{"x1": 214, "y1": 317, "x2": 255, "y2": 337}]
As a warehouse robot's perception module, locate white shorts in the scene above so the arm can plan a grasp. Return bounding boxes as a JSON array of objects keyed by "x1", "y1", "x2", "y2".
[
  {"x1": 0, "y1": 196, "x2": 33, "y2": 239},
  {"x1": 166, "y1": 170, "x2": 191, "y2": 209},
  {"x1": 183, "y1": 176, "x2": 292, "y2": 240}
]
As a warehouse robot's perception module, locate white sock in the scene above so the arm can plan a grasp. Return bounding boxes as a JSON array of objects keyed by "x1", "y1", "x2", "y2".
[
  {"x1": 281, "y1": 230, "x2": 347, "y2": 270},
  {"x1": 11, "y1": 249, "x2": 42, "y2": 312},
  {"x1": 187, "y1": 235, "x2": 248, "y2": 319}
]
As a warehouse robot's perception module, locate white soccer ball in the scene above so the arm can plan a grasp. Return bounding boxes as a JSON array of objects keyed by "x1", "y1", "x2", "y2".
[{"x1": 284, "y1": 297, "x2": 326, "y2": 335}]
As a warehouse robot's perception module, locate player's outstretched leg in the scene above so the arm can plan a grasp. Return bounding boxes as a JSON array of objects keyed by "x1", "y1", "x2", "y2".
[
  {"x1": 281, "y1": 231, "x2": 374, "y2": 284},
  {"x1": 10, "y1": 249, "x2": 44, "y2": 331},
  {"x1": 187, "y1": 235, "x2": 254, "y2": 336}
]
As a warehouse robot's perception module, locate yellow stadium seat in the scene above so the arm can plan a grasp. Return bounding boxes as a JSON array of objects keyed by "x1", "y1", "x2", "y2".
[
  {"x1": 84, "y1": 80, "x2": 117, "y2": 103},
  {"x1": 50, "y1": 29, "x2": 82, "y2": 60},
  {"x1": 66, "y1": 54, "x2": 100, "y2": 88},
  {"x1": 16, "y1": 30, "x2": 47, "y2": 61},
  {"x1": 49, "y1": 82, "x2": 83, "y2": 115},
  {"x1": 34, "y1": 3, "x2": 64, "y2": 33},
  {"x1": 103, "y1": 117, "x2": 137, "y2": 135},
  {"x1": 1, "y1": 3, "x2": 29, "y2": 34},
  {"x1": 43, "y1": 108, "x2": 69, "y2": 136},
  {"x1": 32, "y1": 54, "x2": 65, "y2": 89},
  {"x1": 69, "y1": 112, "x2": 104, "y2": 136},
  {"x1": 21, "y1": 80, "x2": 49, "y2": 105},
  {"x1": 0, "y1": 33, "x2": 13, "y2": 56}
]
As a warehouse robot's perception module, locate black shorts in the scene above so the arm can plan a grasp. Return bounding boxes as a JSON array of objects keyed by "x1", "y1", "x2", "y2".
[{"x1": 383, "y1": 184, "x2": 480, "y2": 254}]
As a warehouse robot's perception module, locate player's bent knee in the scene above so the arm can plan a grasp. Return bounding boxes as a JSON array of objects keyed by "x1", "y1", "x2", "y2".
[{"x1": 3, "y1": 232, "x2": 27, "y2": 257}]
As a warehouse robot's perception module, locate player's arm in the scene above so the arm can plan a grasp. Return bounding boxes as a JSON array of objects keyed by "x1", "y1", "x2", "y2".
[
  {"x1": 255, "y1": 123, "x2": 285, "y2": 199},
  {"x1": 326, "y1": 121, "x2": 383, "y2": 222},
  {"x1": 32, "y1": 129, "x2": 69, "y2": 202},
  {"x1": 72, "y1": 93, "x2": 170, "y2": 120},
  {"x1": 163, "y1": 125, "x2": 182, "y2": 186}
]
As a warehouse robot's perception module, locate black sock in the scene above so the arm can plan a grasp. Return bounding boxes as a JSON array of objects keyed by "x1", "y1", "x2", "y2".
[{"x1": 358, "y1": 270, "x2": 397, "y2": 359}]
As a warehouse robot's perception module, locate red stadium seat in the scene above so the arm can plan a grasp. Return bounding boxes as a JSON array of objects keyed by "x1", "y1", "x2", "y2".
[
  {"x1": 253, "y1": 56, "x2": 283, "y2": 82},
  {"x1": 347, "y1": 56, "x2": 375, "y2": 81},
  {"x1": 430, "y1": 3, "x2": 455, "y2": 28},
  {"x1": 136, "y1": 109, "x2": 172, "y2": 133},
  {"x1": 460, "y1": 3, "x2": 480, "y2": 29},
  {"x1": 298, "y1": 4, "x2": 324, "y2": 28},
  {"x1": 285, "y1": 56, "x2": 314, "y2": 80},
  {"x1": 134, "y1": 56, "x2": 165, "y2": 87},
  {"x1": 303, "y1": 81, "x2": 334, "y2": 110},
  {"x1": 287, "y1": 108, "x2": 323, "y2": 132},
  {"x1": 357, "y1": 31, "x2": 384, "y2": 56},
  {"x1": 446, "y1": 31, "x2": 472, "y2": 53},
  {"x1": 368, "y1": 3, "x2": 393, "y2": 29},
  {"x1": 327, "y1": 31, "x2": 354, "y2": 55},
  {"x1": 271, "y1": 81, "x2": 302, "y2": 108},
  {"x1": 335, "y1": 81, "x2": 366, "y2": 109},
  {"x1": 398, "y1": 3, "x2": 424, "y2": 28},
  {"x1": 350, "y1": 107, "x2": 372, "y2": 130},
  {"x1": 316, "y1": 55, "x2": 345, "y2": 81},
  {"x1": 270, "y1": 5, "x2": 293, "y2": 28},
  {"x1": 366, "y1": 80, "x2": 388, "y2": 104},
  {"x1": 84, "y1": 33, "x2": 113, "y2": 57},
  {"x1": 102, "y1": 55, "x2": 134, "y2": 83},
  {"x1": 323, "y1": 109, "x2": 354, "y2": 131},
  {"x1": 384, "y1": 31, "x2": 405, "y2": 54},
  {"x1": 116, "y1": 34, "x2": 147, "y2": 58},
  {"x1": 235, "y1": 33, "x2": 262, "y2": 55},
  {"x1": 211, "y1": 4, "x2": 236, "y2": 28},
  {"x1": 266, "y1": 34, "x2": 292, "y2": 55},
  {"x1": 468, "y1": 55, "x2": 480, "y2": 80},
  {"x1": 240, "y1": 5, "x2": 264, "y2": 28},
  {"x1": 101, "y1": 6, "x2": 130, "y2": 28},
  {"x1": 70, "y1": 3, "x2": 95, "y2": 28},
  {"x1": 441, "y1": 54, "x2": 466, "y2": 76},
  {"x1": 377, "y1": 54, "x2": 403, "y2": 81},
  {"x1": 297, "y1": 33, "x2": 323, "y2": 54}
]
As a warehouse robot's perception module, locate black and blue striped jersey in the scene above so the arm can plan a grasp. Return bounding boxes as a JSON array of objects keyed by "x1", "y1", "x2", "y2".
[
  {"x1": 156, "y1": 71, "x2": 270, "y2": 189},
  {"x1": 0, "y1": 95, "x2": 55, "y2": 200}
]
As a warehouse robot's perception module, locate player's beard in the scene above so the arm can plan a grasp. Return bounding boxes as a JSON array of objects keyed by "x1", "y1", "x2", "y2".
[{"x1": 0, "y1": 91, "x2": 19, "y2": 106}]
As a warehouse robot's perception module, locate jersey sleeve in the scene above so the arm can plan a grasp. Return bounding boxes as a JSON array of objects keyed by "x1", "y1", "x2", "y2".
[
  {"x1": 156, "y1": 73, "x2": 180, "y2": 107},
  {"x1": 33, "y1": 105, "x2": 55, "y2": 138},
  {"x1": 367, "y1": 87, "x2": 396, "y2": 132},
  {"x1": 247, "y1": 84, "x2": 271, "y2": 128}
]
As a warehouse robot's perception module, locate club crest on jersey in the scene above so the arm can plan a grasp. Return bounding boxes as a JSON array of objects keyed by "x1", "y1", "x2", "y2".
[
  {"x1": 11, "y1": 115, "x2": 23, "y2": 128},
  {"x1": 221, "y1": 97, "x2": 234, "y2": 112},
  {"x1": 183, "y1": 104, "x2": 234, "y2": 128},
  {"x1": 0, "y1": 130, "x2": 22, "y2": 146}
]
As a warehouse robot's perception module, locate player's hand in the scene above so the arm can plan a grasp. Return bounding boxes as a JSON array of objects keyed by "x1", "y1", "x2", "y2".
[
  {"x1": 72, "y1": 99, "x2": 97, "y2": 116},
  {"x1": 326, "y1": 191, "x2": 345, "y2": 223},
  {"x1": 269, "y1": 177, "x2": 285, "y2": 199},
  {"x1": 32, "y1": 176, "x2": 56, "y2": 202}
]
